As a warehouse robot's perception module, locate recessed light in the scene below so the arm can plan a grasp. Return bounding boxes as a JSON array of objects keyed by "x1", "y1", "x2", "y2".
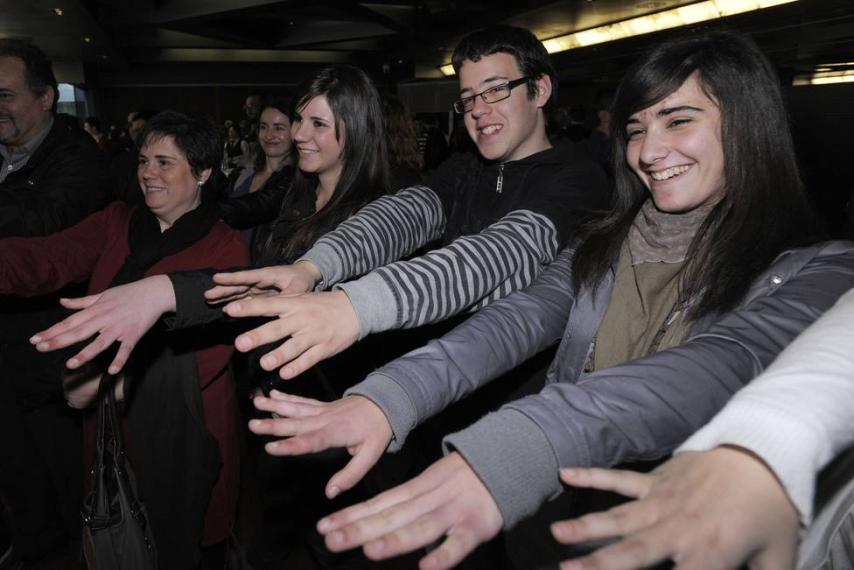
[
  {"x1": 53, "y1": 7, "x2": 63, "y2": 16},
  {"x1": 84, "y1": 37, "x2": 92, "y2": 43}
]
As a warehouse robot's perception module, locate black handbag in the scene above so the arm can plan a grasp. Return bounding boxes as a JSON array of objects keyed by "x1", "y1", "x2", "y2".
[{"x1": 81, "y1": 373, "x2": 158, "y2": 570}]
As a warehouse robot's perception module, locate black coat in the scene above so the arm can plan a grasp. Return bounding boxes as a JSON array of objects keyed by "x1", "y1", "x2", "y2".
[
  {"x1": 0, "y1": 113, "x2": 111, "y2": 406},
  {"x1": 0, "y1": 113, "x2": 110, "y2": 238}
]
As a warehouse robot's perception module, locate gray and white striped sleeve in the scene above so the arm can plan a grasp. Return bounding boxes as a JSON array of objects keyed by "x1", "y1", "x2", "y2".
[
  {"x1": 337, "y1": 209, "x2": 560, "y2": 337},
  {"x1": 298, "y1": 186, "x2": 446, "y2": 288}
]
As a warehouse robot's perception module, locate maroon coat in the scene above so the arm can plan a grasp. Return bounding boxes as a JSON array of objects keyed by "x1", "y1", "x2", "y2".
[{"x1": 0, "y1": 200, "x2": 249, "y2": 544}]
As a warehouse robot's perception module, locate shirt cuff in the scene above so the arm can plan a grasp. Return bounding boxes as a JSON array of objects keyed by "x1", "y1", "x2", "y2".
[
  {"x1": 443, "y1": 409, "x2": 561, "y2": 529},
  {"x1": 335, "y1": 272, "x2": 399, "y2": 339},
  {"x1": 297, "y1": 242, "x2": 342, "y2": 290},
  {"x1": 345, "y1": 373, "x2": 418, "y2": 452}
]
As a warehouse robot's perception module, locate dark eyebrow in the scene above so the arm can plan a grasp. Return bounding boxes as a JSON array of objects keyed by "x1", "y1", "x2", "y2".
[
  {"x1": 658, "y1": 105, "x2": 703, "y2": 117},
  {"x1": 459, "y1": 75, "x2": 511, "y2": 96},
  {"x1": 308, "y1": 115, "x2": 331, "y2": 124},
  {"x1": 626, "y1": 104, "x2": 704, "y2": 127}
]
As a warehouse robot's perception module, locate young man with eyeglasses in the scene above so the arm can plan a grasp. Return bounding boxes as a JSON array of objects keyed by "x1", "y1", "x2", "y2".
[{"x1": 173, "y1": 24, "x2": 610, "y2": 383}]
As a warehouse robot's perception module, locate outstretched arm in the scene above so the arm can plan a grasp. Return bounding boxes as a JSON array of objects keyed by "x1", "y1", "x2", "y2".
[{"x1": 216, "y1": 213, "x2": 569, "y2": 379}]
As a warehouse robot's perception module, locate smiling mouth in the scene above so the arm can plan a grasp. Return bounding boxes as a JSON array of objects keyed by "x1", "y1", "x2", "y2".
[
  {"x1": 649, "y1": 165, "x2": 691, "y2": 181},
  {"x1": 478, "y1": 124, "x2": 502, "y2": 136}
]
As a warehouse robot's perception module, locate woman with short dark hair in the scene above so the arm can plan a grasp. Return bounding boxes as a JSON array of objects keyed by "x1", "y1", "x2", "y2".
[{"x1": 0, "y1": 110, "x2": 250, "y2": 568}]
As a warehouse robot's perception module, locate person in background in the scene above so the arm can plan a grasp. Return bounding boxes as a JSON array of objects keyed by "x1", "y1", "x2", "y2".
[
  {"x1": 221, "y1": 99, "x2": 296, "y2": 260},
  {"x1": 585, "y1": 89, "x2": 615, "y2": 178},
  {"x1": 383, "y1": 95, "x2": 423, "y2": 190},
  {"x1": 223, "y1": 123, "x2": 251, "y2": 172},
  {"x1": 111, "y1": 108, "x2": 157, "y2": 205},
  {"x1": 0, "y1": 37, "x2": 110, "y2": 568},
  {"x1": 82, "y1": 116, "x2": 113, "y2": 154}
]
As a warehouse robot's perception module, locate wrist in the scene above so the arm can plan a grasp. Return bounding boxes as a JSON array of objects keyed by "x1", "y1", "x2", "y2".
[
  {"x1": 149, "y1": 274, "x2": 177, "y2": 314},
  {"x1": 294, "y1": 260, "x2": 321, "y2": 286}
]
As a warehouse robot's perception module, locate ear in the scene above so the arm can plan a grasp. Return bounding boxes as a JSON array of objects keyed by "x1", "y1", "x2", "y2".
[
  {"x1": 38, "y1": 86, "x2": 56, "y2": 113},
  {"x1": 533, "y1": 74, "x2": 553, "y2": 109},
  {"x1": 198, "y1": 167, "x2": 213, "y2": 185}
]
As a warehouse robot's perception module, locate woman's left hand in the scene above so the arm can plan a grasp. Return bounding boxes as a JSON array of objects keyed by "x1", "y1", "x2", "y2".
[{"x1": 317, "y1": 452, "x2": 503, "y2": 570}]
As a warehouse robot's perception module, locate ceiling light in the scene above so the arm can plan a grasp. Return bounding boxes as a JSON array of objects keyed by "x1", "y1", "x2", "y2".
[
  {"x1": 437, "y1": 0, "x2": 799, "y2": 75},
  {"x1": 793, "y1": 69, "x2": 854, "y2": 86},
  {"x1": 53, "y1": 7, "x2": 63, "y2": 16},
  {"x1": 541, "y1": 0, "x2": 798, "y2": 54},
  {"x1": 84, "y1": 37, "x2": 92, "y2": 43}
]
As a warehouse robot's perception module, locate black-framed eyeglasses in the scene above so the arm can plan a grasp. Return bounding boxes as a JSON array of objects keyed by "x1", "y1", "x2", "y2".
[{"x1": 453, "y1": 77, "x2": 530, "y2": 114}]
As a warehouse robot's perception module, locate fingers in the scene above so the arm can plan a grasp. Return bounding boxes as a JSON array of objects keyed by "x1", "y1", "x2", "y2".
[
  {"x1": 252, "y1": 393, "x2": 323, "y2": 418},
  {"x1": 30, "y1": 302, "x2": 101, "y2": 347},
  {"x1": 58, "y1": 294, "x2": 100, "y2": 310},
  {"x1": 253, "y1": 332, "x2": 307, "y2": 367},
  {"x1": 233, "y1": 317, "x2": 298, "y2": 352},
  {"x1": 360, "y1": 514, "x2": 447, "y2": 561},
  {"x1": 203, "y1": 284, "x2": 249, "y2": 303},
  {"x1": 64, "y1": 333, "x2": 130, "y2": 373},
  {"x1": 560, "y1": 528, "x2": 672, "y2": 570},
  {"x1": 212, "y1": 268, "x2": 273, "y2": 287},
  {"x1": 322, "y1": 489, "x2": 437, "y2": 552},
  {"x1": 552, "y1": 500, "x2": 660, "y2": 545},
  {"x1": 560, "y1": 467, "x2": 652, "y2": 499},
  {"x1": 417, "y1": 528, "x2": 482, "y2": 570},
  {"x1": 326, "y1": 444, "x2": 384, "y2": 499},
  {"x1": 278, "y1": 345, "x2": 331, "y2": 379}
]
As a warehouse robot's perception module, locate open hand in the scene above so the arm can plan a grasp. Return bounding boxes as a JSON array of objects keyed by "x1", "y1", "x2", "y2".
[
  {"x1": 317, "y1": 452, "x2": 503, "y2": 570},
  {"x1": 223, "y1": 289, "x2": 360, "y2": 379},
  {"x1": 250, "y1": 392, "x2": 392, "y2": 498},
  {"x1": 552, "y1": 448, "x2": 800, "y2": 570},
  {"x1": 30, "y1": 275, "x2": 176, "y2": 374}
]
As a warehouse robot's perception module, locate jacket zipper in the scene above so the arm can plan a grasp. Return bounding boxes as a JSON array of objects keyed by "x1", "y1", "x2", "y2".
[{"x1": 496, "y1": 163, "x2": 505, "y2": 193}]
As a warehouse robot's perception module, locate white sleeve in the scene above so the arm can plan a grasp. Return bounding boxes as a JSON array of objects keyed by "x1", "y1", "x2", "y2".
[{"x1": 677, "y1": 287, "x2": 854, "y2": 523}]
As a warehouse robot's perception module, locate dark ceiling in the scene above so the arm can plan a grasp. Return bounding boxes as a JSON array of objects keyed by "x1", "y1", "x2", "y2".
[{"x1": 2, "y1": 0, "x2": 854, "y2": 88}]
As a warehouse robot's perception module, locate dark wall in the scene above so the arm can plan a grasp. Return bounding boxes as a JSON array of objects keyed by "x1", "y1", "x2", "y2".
[{"x1": 787, "y1": 83, "x2": 854, "y2": 238}]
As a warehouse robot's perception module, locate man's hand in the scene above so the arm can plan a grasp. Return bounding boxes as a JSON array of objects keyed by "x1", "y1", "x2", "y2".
[
  {"x1": 250, "y1": 392, "x2": 392, "y2": 499},
  {"x1": 205, "y1": 261, "x2": 321, "y2": 304},
  {"x1": 552, "y1": 448, "x2": 800, "y2": 570},
  {"x1": 317, "y1": 452, "x2": 503, "y2": 570},
  {"x1": 223, "y1": 289, "x2": 360, "y2": 379},
  {"x1": 30, "y1": 275, "x2": 176, "y2": 374}
]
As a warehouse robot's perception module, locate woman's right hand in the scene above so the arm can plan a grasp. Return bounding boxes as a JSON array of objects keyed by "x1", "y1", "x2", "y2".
[
  {"x1": 30, "y1": 275, "x2": 176, "y2": 374},
  {"x1": 249, "y1": 392, "x2": 393, "y2": 499},
  {"x1": 204, "y1": 261, "x2": 322, "y2": 304}
]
